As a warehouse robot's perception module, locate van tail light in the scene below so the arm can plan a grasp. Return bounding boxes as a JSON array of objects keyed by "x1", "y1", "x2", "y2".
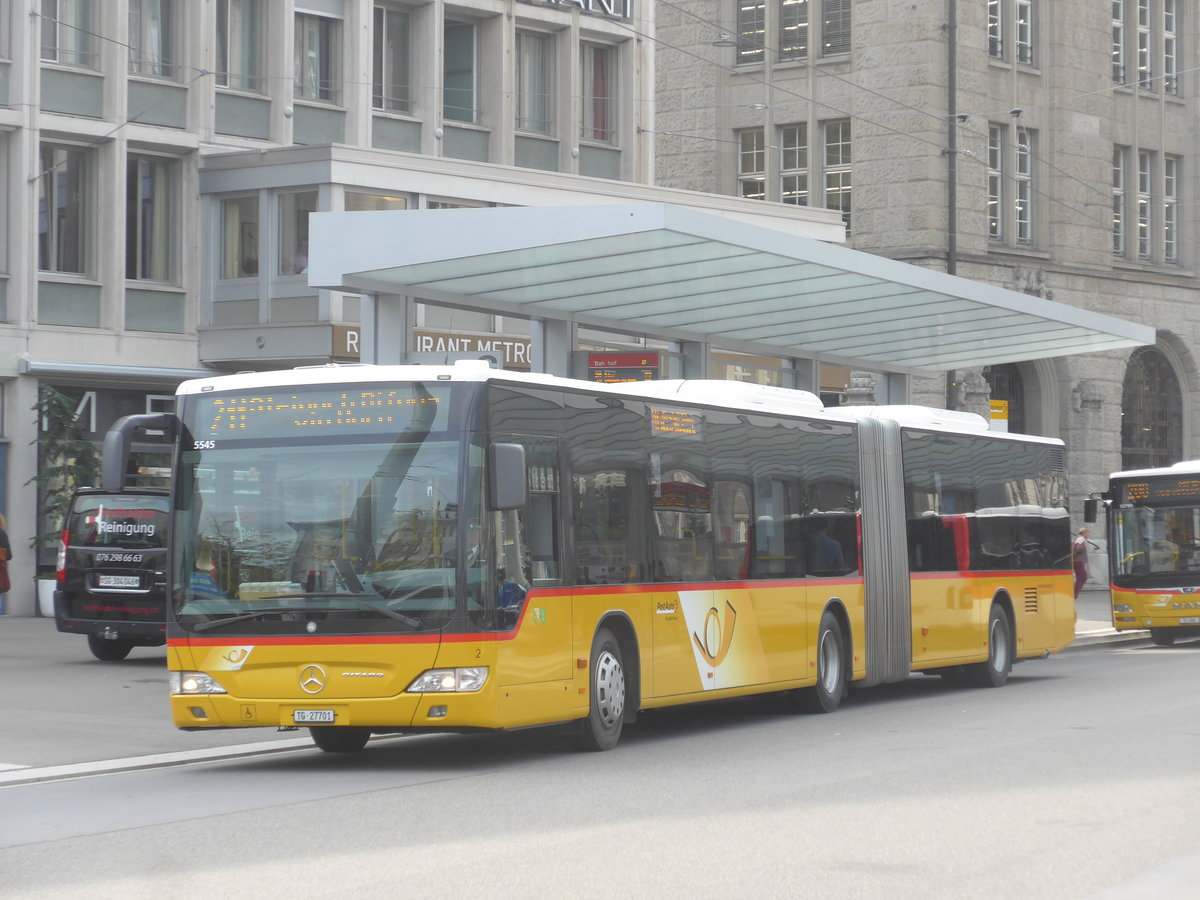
[{"x1": 56, "y1": 530, "x2": 69, "y2": 584}]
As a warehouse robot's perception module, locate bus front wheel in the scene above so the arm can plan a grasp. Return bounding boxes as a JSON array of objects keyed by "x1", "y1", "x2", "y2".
[
  {"x1": 971, "y1": 605, "x2": 1013, "y2": 687},
  {"x1": 578, "y1": 627, "x2": 626, "y2": 751},
  {"x1": 309, "y1": 726, "x2": 371, "y2": 753},
  {"x1": 1150, "y1": 628, "x2": 1177, "y2": 647}
]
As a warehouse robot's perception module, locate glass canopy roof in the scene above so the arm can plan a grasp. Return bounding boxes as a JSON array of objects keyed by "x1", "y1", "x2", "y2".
[{"x1": 309, "y1": 203, "x2": 1152, "y2": 375}]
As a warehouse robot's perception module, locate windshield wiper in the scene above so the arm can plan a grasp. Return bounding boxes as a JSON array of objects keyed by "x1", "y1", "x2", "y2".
[
  {"x1": 263, "y1": 591, "x2": 423, "y2": 629},
  {"x1": 193, "y1": 609, "x2": 278, "y2": 633}
]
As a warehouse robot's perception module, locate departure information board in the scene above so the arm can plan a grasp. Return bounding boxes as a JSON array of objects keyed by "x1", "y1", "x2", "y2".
[
  {"x1": 587, "y1": 352, "x2": 659, "y2": 383},
  {"x1": 1115, "y1": 475, "x2": 1200, "y2": 506}
]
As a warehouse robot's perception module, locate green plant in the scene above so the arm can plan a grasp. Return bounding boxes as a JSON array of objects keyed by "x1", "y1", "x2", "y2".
[{"x1": 28, "y1": 385, "x2": 100, "y2": 552}]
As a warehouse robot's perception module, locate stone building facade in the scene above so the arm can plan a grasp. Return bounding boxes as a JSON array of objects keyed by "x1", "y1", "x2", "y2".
[{"x1": 655, "y1": 0, "x2": 1196, "y2": 525}]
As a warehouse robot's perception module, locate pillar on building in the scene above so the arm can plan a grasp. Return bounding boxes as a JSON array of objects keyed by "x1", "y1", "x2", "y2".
[
  {"x1": 532, "y1": 319, "x2": 574, "y2": 377},
  {"x1": 363, "y1": 293, "x2": 409, "y2": 364},
  {"x1": 680, "y1": 341, "x2": 708, "y2": 380},
  {"x1": 792, "y1": 358, "x2": 818, "y2": 394}
]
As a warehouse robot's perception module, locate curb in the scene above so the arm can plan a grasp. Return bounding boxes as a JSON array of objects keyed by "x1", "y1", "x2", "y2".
[{"x1": 1065, "y1": 629, "x2": 1149, "y2": 651}]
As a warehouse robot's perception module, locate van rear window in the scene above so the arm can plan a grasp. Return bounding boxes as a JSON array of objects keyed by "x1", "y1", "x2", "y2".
[{"x1": 69, "y1": 496, "x2": 169, "y2": 549}]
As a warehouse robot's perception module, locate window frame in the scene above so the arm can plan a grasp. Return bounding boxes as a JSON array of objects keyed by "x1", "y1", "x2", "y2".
[
  {"x1": 38, "y1": 142, "x2": 90, "y2": 276},
  {"x1": 128, "y1": 0, "x2": 178, "y2": 80},
  {"x1": 294, "y1": 12, "x2": 342, "y2": 105},
  {"x1": 515, "y1": 29, "x2": 556, "y2": 136},
  {"x1": 215, "y1": 0, "x2": 264, "y2": 94},
  {"x1": 444, "y1": 18, "x2": 478, "y2": 124},
  {"x1": 126, "y1": 153, "x2": 177, "y2": 284},
  {"x1": 372, "y1": 2, "x2": 411, "y2": 113},
  {"x1": 41, "y1": 0, "x2": 97, "y2": 68},
  {"x1": 580, "y1": 42, "x2": 617, "y2": 144}
]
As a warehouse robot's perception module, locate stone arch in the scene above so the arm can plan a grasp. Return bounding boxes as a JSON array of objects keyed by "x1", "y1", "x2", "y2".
[{"x1": 1121, "y1": 345, "x2": 1184, "y2": 469}]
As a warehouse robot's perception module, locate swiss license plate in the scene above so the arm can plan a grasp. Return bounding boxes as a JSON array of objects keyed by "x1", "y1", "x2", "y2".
[
  {"x1": 294, "y1": 709, "x2": 335, "y2": 724},
  {"x1": 1180, "y1": 617, "x2": 1199, "y2": 625},
  {"x1": 97, "y1": 574, "x2": 140, "y2": 588}
]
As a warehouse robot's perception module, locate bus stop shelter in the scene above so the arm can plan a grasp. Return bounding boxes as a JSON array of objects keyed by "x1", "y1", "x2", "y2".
[{"x1": 308, "y1": 203, "x2": 1153, "y2": 388}]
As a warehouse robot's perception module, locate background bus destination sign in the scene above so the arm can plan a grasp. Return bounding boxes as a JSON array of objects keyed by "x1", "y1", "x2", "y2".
[
  {"x1": 587, "y1": 352, "x2": 659, "y2": 383},
  {"x1": 1117, "y1": 475, "x2": 1200, "y2": 505},
  {"x1": 650, "y1": 407, "x2": 701, "y2": 437}
]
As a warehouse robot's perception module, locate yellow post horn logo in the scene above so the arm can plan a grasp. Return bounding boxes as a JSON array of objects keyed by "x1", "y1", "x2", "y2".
[{"x1": 692, "y1": 600, "x2": 737, "y2": 667}]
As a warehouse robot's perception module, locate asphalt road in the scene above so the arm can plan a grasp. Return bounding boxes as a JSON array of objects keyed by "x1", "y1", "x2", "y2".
[{"x1": 0, "y1": 613, "x2": 1195, "y2": 899}]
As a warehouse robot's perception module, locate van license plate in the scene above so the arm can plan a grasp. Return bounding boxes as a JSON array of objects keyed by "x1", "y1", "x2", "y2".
[
  {"x1": 97, "y1": 575, "x2": 140, "y2": 588},
  {"x1": 294, "y1": 709, "x2": 335, "y2": 724}
]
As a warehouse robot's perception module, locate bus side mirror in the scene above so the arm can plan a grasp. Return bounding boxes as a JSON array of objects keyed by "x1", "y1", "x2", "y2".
[
  {"x1": 1083, "y1": 498, "x2": 1098, "y2": 524},
  {"x1": 489, "y1": 443, "x2": 528, "y2": 511}
]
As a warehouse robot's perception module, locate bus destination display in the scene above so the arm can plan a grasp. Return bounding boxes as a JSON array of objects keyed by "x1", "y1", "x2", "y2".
[
  {"x1": 194, "y1": 386, "x2": 446, "y2": 439},
  {"x1": 1116, "y1": 475, "x2": 1200, "y2": 505},
  {"x1": 649, "y1": 407, "x2": 701, "y2": 438}
]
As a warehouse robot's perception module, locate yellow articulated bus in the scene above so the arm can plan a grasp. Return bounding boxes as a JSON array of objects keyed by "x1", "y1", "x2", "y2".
[
  {"x1": 101, "y1": 362, "x2": 1075, "y2": 753},
  {"x1": 1088, "y1": 460, "x2": 1200, "y2": 646}
]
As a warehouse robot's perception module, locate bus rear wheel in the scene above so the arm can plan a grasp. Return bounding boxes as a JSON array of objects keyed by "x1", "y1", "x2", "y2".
[
  {"x1": 87, "y1": 634, "x2": 134, "y2": 661},
  {"x1": 801, "y1": 611, "x2": 847, "y2": 713},
  {"x1": 971, "y1": 605, "x2": 1013, "y2": 687},
  {"x1": 578, "y1": 627, "x2": 626, "y2": 751},
  {"x1": 1150, "y1": 628, "x2": 1177, "y2": 647},
  {"x1": 309, "y1": 726, "x2": 371, "y2": 753}
]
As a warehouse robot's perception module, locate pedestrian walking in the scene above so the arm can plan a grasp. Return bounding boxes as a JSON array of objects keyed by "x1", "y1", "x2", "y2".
[
  {"x1": 1073, "y1": 526, "x2": 1091, "y2": 599},
  {"x1": 0, "y1": 513, "x2": 11, "y2": 614}
]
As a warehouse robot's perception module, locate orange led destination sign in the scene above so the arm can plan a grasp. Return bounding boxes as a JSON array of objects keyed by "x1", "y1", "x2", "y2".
[
  {"x1": 649, "y1": 407, "x2": 701, "y2": 438},
  {"x1": 1118, "y1": 476, "x2": 1200, "y2": 505}
]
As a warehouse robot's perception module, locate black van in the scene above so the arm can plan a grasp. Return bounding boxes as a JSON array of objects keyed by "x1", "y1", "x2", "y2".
[{"x1": 54, "y1": 487, "x2": 170, "y2": 661}]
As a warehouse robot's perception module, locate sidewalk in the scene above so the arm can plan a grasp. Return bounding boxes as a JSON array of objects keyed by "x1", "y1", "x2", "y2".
[{"x1": 1072, "y1": 582, "x2": 1144, "y2": 648}]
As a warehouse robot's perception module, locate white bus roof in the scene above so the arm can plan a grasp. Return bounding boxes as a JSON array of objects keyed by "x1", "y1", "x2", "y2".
[
  {"x1": 1110, "y1": 460, "x2": 1200, "y2": 480},
  {"x1": 177, "y1": 362, "x2": 1058, "y2": 442}
]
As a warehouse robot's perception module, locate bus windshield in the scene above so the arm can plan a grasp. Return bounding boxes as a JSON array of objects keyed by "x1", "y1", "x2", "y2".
[
  {"x1": 1112, "y1": 504, "x2": 1200, "y2": 584},
  {"x1": 173, "y1": 383, "x2": 482, "y2": 634}
]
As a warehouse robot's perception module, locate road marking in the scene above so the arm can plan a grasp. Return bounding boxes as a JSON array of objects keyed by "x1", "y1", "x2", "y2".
[{"x1": 0, "y1": 738, "x2": 315, "y2": 788}]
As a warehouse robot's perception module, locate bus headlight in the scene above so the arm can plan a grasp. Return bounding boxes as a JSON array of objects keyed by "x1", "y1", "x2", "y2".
[
  {"x1": 1113, "y1": 604, "x2": 1134, "y2": 613},
  {"x1": 407, "y1": 667, "x2": 489, "y2": 693},
  {"x1": 169, "y1": 671, "x2": 228, "y2": 695}
]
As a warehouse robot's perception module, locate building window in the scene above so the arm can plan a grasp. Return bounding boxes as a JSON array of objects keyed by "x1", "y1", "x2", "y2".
[
  {"x1": 987, "y1": 0, "x2": 1035, "y2": 67},
  {"x1": 987, "y1": 123, "x2": 1034, "y2": 247},
  {"x1": 1164, "y1": 0, "x2": 1178, "y2": 94},
  {"x1": 1164, "y1": 155, "x2": 1178, "y2": 263},
  {"x1": 778, "y1": 0, "x2": 809, "y2": 61},
  {"x1": 1136, "y1": 0, "x2": 1152, "y2": 89},
  {"x1": 1121, "y1": 346, "x2": 1182, "y2": 470},
  {"x1": 444, "y1": 20, "x2": 477, "y2": 124},
  {"x1": 1112, "y1": 0, "x2": 1126, "y2": 82},
  {"x1": 1014, "y1": 126, "x2": 1032, "y2": 244},
  {"x1": 737, "y1": 128, "x2": 766, "y2": 200},
  {"x1": 988, "y1": 0, "x2": 1002, "y2": 58},
  {"x1": 780, "y1": 123, "x2": 808, "y2": 205},
  {"x1": 581, "y1": 43, "x2": 616, "y2": 144},
  {"x1": 1137, "y1": 150, "x2": 1151, "y2": 260},
  {"x1": 129, "y1": 0, "x2": 177, "y2": 79},
  {"x1": 988, "y1": 126, "x2": 1003, "y2": 240},
  {"x1": 1113, "y1": 146, "x2": 1127, "y2": 257},
  {"x1": 737, "y1": 0, "x2": 765, "y2": 65},
  {"x1": 126, "y1": 155, "x2": 175, "y2": 283},
  {"x1": 515, "y1": 31, "x2": 555, "y2": 135},
  {"x1": 216, "y1": 0, "x2": 262, "y2": 93},
  {"x1": 38, "y1": 144, "x2": 89, "y2": 275},
  {"x1": 295, "y1": 14, "x2": 341, "y2": 104},
  {"x1": 822, "y1": 0, "x2": 851, "y2": 55},
  {"x1": 41, "y1": 0, "x2": 96, "y2": 68},
  {"x1": 823, "y1": 119, "x2": 851, "y2": 230},
  {"x1": 373, "y1": 4, "x2": 409, "y2": 113},
  {"x1": 1014, "y1": 0, "x2": 1033, "y2": 65},
  {"x1": 221, "y1": 196, "x2": 258, "y2": 279},
  {"x1": 345, "y1": 191, "x2": 408, "y2": 211},
  {"x1": 279, "y1": 191, "x2": 317, "y2": 276}
]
